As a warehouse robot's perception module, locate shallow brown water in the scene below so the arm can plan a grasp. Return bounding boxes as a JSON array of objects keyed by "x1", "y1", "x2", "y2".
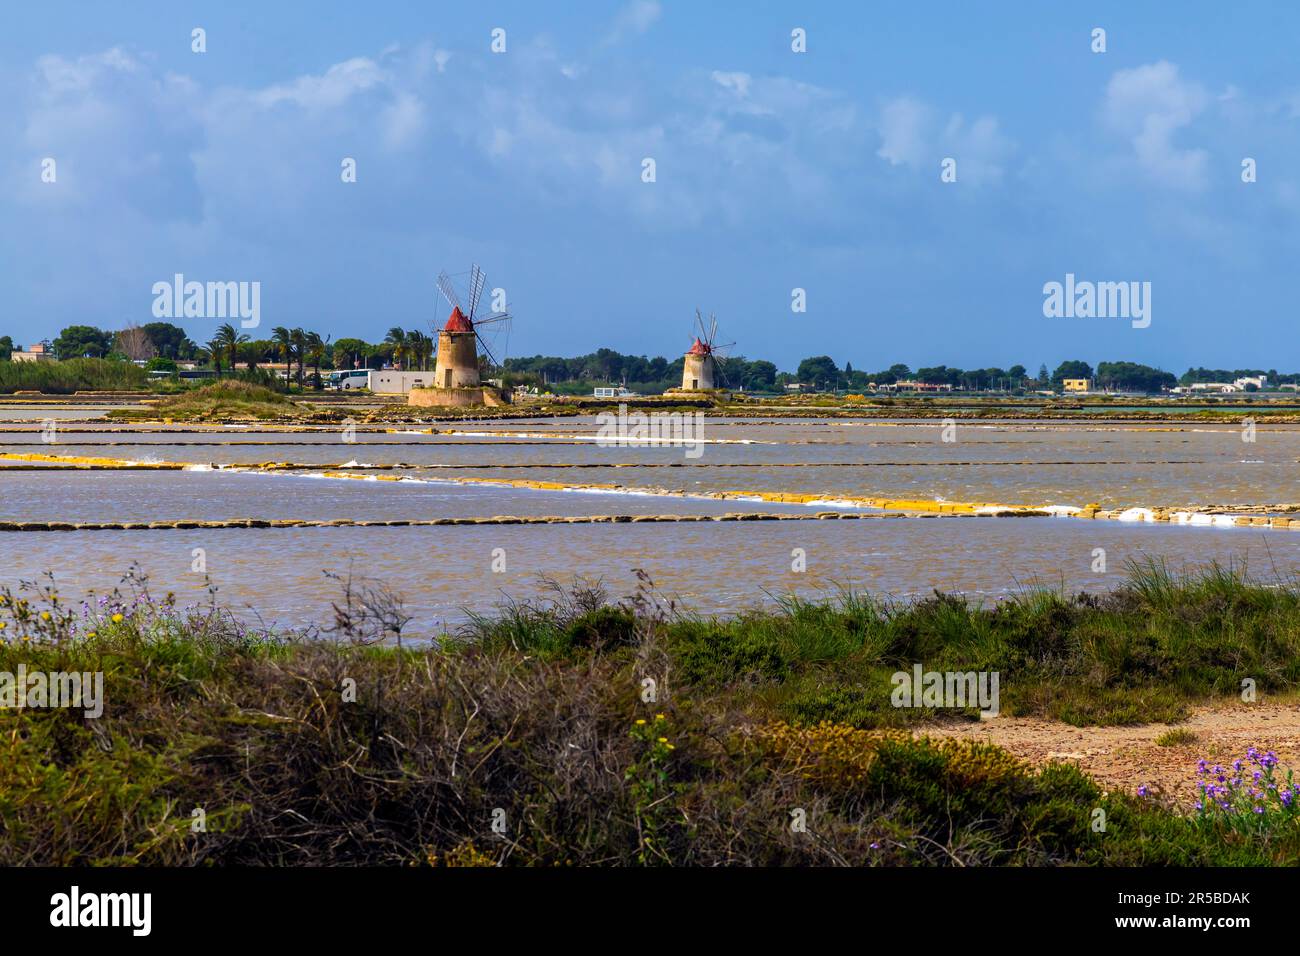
[{"x1": 2, "y1": 415, "x2": 1299, "y2": 636}]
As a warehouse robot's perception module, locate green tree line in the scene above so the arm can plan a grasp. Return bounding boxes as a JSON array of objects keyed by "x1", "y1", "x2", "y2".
[{"x1": 6, "y1": 323, "x2": 1297, "y2": 394}]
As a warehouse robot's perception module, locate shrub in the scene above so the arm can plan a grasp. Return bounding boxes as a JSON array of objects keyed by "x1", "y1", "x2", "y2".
[{"x1": 0, "y1": 357, "x2": 148, "y2": 394}]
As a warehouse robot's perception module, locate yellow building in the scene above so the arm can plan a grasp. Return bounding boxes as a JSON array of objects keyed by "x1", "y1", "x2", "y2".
[{"x1": 1062, "y1": 378, "x2": 1091, "y2": 393}]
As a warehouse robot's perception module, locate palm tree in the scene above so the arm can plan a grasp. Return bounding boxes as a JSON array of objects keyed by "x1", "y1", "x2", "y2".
[
  {"x1": 204, "y1": 338, "x2": 224, "y2": 377},
  {"x1": 214, "y1": 323, "x2": 248, "y2": 377},
  {"x1": 423, "y1": 333, "x2": 435, "y2": 371},
  {"x1": 406, "y1": 330, "x2": 431, "y2": 371},
  {"x1": 385, "y1": 327, "x2": 407, "y2": 370},
  {"x1": 271, "y1": 327, "x2": 293, "y2": 386},
  {"x1": 290, "y1": 328, "x2": 307, "y2": 385},
  {"x1": 305, "y1": 331, "x2": 329, "y2": 387}
]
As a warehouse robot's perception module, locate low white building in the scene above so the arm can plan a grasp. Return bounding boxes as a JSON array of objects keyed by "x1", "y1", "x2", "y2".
[
  {"x1": 1179, "y1": 382, "x2": 1239, "y2": 394},
  {"x1": 1175, "y1": 375, "x2": 1269, "y2": 395},
  {"x1": 368, "y1": 370, "x2": 435, "y2": 394}
]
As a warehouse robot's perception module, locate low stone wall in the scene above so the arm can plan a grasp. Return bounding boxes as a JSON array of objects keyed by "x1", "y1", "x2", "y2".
[
  {"x1": 407, "y1": 386, "x2": 509, "y2": 408},
  {"x1": 0, "y1": 512, "x2": 906, "y2": 532}
]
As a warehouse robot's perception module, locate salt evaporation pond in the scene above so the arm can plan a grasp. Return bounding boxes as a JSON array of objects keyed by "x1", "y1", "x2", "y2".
[{"x1": 3, "y1": 414, "x2": 1299, "y2": 638}]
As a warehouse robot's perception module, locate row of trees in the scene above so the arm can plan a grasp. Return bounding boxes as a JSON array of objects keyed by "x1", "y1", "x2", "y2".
[
  {"x1": 795, "y1": 357, "x2": 1040, "y2": 391},
  {"x1": 1180, "y1": 367, "x2": 1300, "y2": 385},
  {"x1": 1093, "y1": 362, "x2": 1177, "y2": 392},
  {"x1": 5, "y1": 323, "x2": 1296, "y2": 394},
  {"x1": 0, "y1": 323, "x2": 432, "y2": 385},
  {"x1": 502, "y1": 349, "x2": 780, "y2": 393},
  {"x1": 796, "y1": 358, "x2": 1036, "y2": 391},
  {"x1": 791, "y1": 358, "x2": 1185, "y2": 393}
]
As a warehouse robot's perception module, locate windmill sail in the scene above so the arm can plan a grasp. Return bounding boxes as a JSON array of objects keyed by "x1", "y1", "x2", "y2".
[
  {"x1": 437, "y1": 272, "x2": 462, "y2": 311},
  {"x1": 433, "y1": 264, "x2": 513, "y2": 375},
  {"x1": 467, "y1": 265, "x2": 486, "y2": 322}
]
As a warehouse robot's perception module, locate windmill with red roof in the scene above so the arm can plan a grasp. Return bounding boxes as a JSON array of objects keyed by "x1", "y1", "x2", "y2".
[
  {"x1": 681, "y1": 309, "x2": 733, "y2": 391},
  {"x1": 432, "y1": 264, "x2": 512, "y2": 390}
]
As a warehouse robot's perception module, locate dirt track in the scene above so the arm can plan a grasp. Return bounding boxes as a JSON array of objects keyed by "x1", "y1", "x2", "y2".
[{"x1": 923, "y1": 701, "x2": 1300, "y2": 808}]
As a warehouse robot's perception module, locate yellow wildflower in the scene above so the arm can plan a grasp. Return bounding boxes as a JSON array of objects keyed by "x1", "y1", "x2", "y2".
[
  {"x1": 635, "y1": 719, "x2": 646, "y2": 726},
  {"x1": 111, "y1": 613, "x2": 124, "y2": 624}
]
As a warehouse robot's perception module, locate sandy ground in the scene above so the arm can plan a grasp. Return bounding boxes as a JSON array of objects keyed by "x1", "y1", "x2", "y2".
[{"x1": 921, "y1": 701, "x2": 1300, "y2": 808}]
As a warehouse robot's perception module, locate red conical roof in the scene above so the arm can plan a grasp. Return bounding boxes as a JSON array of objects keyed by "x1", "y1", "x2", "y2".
[
  {"x1": 687, "y1": 337, "x2": 711, "y2": 356},
  {"x1": 444, "y1": 306, "x2": 473, "y2": 332}
]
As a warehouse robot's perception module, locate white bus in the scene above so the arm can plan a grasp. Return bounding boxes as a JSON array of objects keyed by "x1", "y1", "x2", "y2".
[{"x1": 328, "y1": 369, "x2": 372, "y2": 390}]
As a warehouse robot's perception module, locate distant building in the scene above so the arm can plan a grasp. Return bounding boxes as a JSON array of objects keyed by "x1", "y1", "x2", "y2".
[
  {"x1": 879, "y1": 380, "x2": 954, "y2": 393},
  {"x1": 12, "y1": 341, "x2": 55, "y2": 363},
  {"x1": 1179, "y1": 382, "x2": 1240, "y2": 394},
  {"x1": 1062, "y1": 378, "x2": 1091, "y2": 393},
  {"x1": 1171, "y1": 377, "x2": 1267, "y2": 394},
  {"x1": 371, "y1": 370, "x2": 435, "y2": 394}
]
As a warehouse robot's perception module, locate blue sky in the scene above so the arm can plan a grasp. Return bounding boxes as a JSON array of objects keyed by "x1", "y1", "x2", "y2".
[{"x1": 3, "y1": 1, "x2": 1299, "y2": 372}]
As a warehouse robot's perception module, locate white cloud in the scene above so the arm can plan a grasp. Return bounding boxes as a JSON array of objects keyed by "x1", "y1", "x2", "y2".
[
  {"x1": 711, "y1": 71, "x2": 752, "y2": 98},
  {"x1": 876, "y1": 96, "x2": 1013, "y2": 185},
  {"x1": 13, "y1": 48, "x2": 202, "y2": 212},
  {"x1": 381, "y1": 91, "x2": 424, "y2": 148},
  {"x1": 600, "y1": 1, "x2": 662, "y2": 48},
  {"x1": 877, "y1": 96, "x2": 930, "y2": 166},
  {"x1": 254, "y1": 57, "x2": 386, "y2": 110},
  {"x1": 1102, "y1": 60, "x2": 1208, "y2": 190}
]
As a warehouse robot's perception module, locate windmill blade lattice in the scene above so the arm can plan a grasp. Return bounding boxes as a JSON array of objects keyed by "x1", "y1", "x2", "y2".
[
  {"x1": 433, "y1": 264, "x2": 515, "y2": 372},
  {"x1": 467, "y1": 265, "x2": 487, "y2": 321},
  {"x1": 436, "y1": 272, "x2": 461, "y2": 312}
]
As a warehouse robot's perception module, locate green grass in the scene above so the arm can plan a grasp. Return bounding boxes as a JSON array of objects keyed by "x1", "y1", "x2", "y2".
[
  {"x1": 0, "y1": 358, "x2": 149, "y2": 394},
  {"x1": 1, "y1": 562, "x2": 1298, "y2": 865},
  {"x1": 109, "y1": 380, "x2": 314, "y2": 421},
  {"x1": 466, "y1": 559, "x2": 1300, "y2": 728}
]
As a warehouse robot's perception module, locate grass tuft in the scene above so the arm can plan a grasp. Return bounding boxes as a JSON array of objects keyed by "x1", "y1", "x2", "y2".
[
  {"x1": 0, "y1": 357, "x2": 149, "y2": 394},
  {"x1": 1, "y1": 563, "x2": 1298, "y2": 865},
  {"x1": 110, "y1": 380, "x2": 312, "y2": 421}
]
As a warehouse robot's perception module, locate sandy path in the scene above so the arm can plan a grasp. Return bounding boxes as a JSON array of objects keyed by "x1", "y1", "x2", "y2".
[{"x1": 921, "y1": 702, "x2": 1300, "y2": 808}]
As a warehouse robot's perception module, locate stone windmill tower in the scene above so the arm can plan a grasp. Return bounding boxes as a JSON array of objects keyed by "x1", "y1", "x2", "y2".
[
  {"x1": 680, "y1": 310, "x2": 732, "y2": 391},
  {"x1": 432, "y1": 265, "x2": 511, "y2": 390},
  {"x1": 434, "y1": 305, "x2": 480, "y2": 389},
  {"x1": 411, "y1": 265, "x2": 513, "y2": 408}
]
